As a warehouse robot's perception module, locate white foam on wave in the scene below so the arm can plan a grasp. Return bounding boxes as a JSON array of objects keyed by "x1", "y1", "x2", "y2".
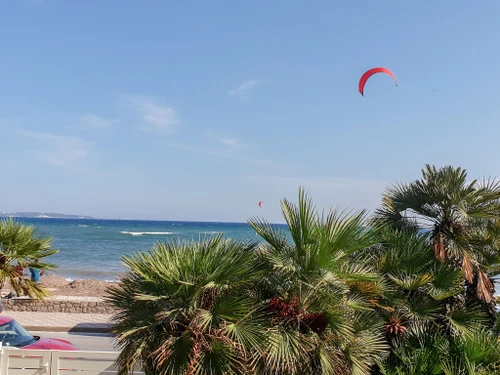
[
  {"x1": 78, "y1": 224, "x2": 89, "y2": 228},
  {"x1": 120, "y1": 231, "x2": 174, "y2": 236}
]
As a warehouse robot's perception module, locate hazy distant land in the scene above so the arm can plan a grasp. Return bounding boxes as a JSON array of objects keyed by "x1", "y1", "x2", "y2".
[{"x1": 0, "y1": 212, "x2": 94, "y2": 219}]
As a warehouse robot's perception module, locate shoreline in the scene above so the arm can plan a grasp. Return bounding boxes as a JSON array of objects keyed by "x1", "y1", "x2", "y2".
[
  {"x1": 3, "y1": 274, "x2": 117, "y2": 300},
  {"x1": 44, "y1": 270, "x2": 123, "y2": 283}
]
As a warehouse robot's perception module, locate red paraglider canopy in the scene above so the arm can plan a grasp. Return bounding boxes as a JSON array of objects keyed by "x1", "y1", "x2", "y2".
[
  {"x1": 258, "y1": 201, "x2": 263, "y2": 207},
  {"x1": 358, "y1": 67, "x2": 398, "y2": 96}
]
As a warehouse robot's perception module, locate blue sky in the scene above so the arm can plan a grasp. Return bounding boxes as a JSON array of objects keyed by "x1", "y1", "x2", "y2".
[{"x1": 1, "y1": 0, "x2": 500, "y2": 222}]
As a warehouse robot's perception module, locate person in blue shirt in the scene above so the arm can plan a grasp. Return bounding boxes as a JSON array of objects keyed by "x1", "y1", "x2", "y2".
[{"x1": 29, "y1": 259, "x2": 42, "y2": 284}]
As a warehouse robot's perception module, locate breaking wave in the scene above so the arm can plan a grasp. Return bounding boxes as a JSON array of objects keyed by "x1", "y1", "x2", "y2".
[{"x1": 120, "y1": 231, "x2": 174, "y2": 236}]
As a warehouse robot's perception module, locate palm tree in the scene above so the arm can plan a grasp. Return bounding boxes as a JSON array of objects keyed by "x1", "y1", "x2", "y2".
[
  {"x1": 0, "y1": 218, "x2": 58, "y2": 299},
  {"x1": 248, "y1": 187, "x2": 387, "y2": 375},
  {"x1": 106, "y1": 235, "x2": 267, "y2": 375},
  {"x1": 372, "y1": 165, "x2": 500, "y2": 307},
  {"x1": 359, "y1": 228, "x2": 500, "y2": 374},
  {"x1": 376, "y1": 329, "x2": 500, "y2": 374}
]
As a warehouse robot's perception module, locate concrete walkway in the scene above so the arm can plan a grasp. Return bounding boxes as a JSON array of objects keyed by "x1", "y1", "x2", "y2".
[{"x1": 4, "y1": 311, "x2": 114, "y2": 333}]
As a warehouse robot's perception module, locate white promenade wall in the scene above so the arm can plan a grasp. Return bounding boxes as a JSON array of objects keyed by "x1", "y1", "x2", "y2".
[{"x1": 0, "y1": 348, "x2": 143, "y2": 375}]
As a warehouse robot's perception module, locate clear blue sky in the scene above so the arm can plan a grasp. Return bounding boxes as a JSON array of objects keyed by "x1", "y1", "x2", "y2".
[{"x1": 1, "y1": 0, "x2": 500, "y2": 222}]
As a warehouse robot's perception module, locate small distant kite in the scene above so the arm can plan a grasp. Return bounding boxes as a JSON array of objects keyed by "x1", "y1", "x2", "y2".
[
  {"x1": 258, "y1": 201, "x2": 263, "y2": 207},
  {"x1": 358, "y1": 67, "x2": 398, "y2": 96}
]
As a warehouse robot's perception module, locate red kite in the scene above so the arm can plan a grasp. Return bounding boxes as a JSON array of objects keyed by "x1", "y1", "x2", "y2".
[
  {"x1": 358, "y1": 67, "x2": 398, "y2": 96},
  {"x1": 258, "y1": 201, "x2": 263, "y2": 207}
]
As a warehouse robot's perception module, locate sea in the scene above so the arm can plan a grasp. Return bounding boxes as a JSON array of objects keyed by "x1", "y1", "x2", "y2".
[
  {"x1": 13, "y1": 218, "x2": 285, "y2": 281},
  {"x1": 9, "y1": 218, "x2": 500, "y2": 296}
]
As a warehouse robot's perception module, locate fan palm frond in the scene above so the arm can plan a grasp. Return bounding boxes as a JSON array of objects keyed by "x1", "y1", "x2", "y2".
[
  {"x1": 106, "y1": 235, "x2": 266, "y2": 375},
  {"x1": 0, "y1": 218, "x2": 58, "y2": 299}
]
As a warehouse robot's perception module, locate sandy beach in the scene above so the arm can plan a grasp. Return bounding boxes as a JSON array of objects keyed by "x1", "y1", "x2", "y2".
[
  {"x1": 3, "y1": 274, "x2": 115, "y2": 300},
  {"x1": 42, "y1": 275, "x2": 115, "y2": 298}
]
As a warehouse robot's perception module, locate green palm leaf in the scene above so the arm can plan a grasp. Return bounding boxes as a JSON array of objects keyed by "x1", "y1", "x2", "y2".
[
  {"x1": 0, "y1": 218, "x2": 58, "y2": 299},
  {"x1": 106, "y1": 235, "x2": 266, "y2": 375}
]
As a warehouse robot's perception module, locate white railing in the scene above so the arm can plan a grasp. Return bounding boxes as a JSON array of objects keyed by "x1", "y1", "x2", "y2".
[{"x1": 0, "y1": 348, "x2": 144, "y2": 375}]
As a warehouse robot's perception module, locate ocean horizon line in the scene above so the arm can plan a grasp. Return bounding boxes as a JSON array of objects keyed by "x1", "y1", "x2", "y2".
[{"x1": 11, "y1": 217, "x2": 289, "y2": 226}]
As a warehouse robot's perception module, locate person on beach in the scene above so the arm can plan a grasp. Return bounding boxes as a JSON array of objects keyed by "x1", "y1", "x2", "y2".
[{"x1": 29, "y1": 259, "x2": 42, "y2": 284}]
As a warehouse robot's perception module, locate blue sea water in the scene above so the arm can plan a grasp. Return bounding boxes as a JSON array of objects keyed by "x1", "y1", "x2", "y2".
[
  {"x1": 13, "y1": 218, "x2": 286, "y2": 280},
  {"x1": 7, "y1": 218, "x2": 500, "y2": 296}
]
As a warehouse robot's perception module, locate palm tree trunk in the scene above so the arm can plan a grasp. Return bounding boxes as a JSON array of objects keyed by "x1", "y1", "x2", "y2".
[{"x1": 433, "y1": 231, "x2": 446, "y2": 262}]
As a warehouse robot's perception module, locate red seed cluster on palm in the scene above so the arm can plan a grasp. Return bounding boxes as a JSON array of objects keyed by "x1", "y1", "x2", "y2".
[
  {"x1": 301, "y1": 312, "x2": 328, "y2": 334},
  {"x1": 384, "y1": 317, "x2": 407, "y2": 337},
  {"x1": 268, "y1": 297, "x2": 328, "y2": 334},
  {"x1": 200, "y1": 288, "x2": 217, "y2": 310},
  {"x1": 268, "y1": 297, "x2": 300, "y2": 319},
  {"x1": 451, "y1": 221, "x2": 464, "y2": 232}
]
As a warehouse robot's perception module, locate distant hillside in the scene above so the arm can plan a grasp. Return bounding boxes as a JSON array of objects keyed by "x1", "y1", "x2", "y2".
[{"x1": 0, "y1": 212, "x2": 94, "y2": 219}]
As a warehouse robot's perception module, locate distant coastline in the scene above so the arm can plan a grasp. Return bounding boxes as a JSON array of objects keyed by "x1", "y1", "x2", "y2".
[{"x1": 0, "y1": 212, "x2": 94, "y2": 219}]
